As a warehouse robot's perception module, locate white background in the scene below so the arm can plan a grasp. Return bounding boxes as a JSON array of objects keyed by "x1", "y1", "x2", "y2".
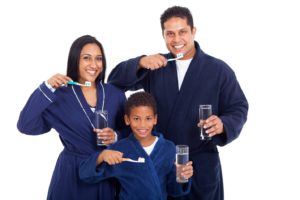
[{"x1": 1, "y1": 0, "x2": 299, "y2": 199}]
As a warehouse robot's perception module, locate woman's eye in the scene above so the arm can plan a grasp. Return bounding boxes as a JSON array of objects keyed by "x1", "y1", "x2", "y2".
[{"x1": 83, "y1": 56, "x2": 91, "y2": 61}]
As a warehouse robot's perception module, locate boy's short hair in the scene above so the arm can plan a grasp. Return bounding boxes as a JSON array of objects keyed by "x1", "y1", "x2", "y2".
[{"x1": 125, "y1": 92, "x2": 157, "y2": 115}]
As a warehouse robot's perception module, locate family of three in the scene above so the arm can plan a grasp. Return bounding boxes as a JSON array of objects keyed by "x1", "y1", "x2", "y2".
[{"x1": 17, "y1": 5, "x2": 248, "y2": 200}]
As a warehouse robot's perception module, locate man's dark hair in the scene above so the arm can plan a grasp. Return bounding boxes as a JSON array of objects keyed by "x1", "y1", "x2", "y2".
[{"x1": 160, "y1": 6, "x2": 194, "y2": 31}]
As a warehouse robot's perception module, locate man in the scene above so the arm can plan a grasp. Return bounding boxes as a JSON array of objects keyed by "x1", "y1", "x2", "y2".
[{"x1": 108, "y1": 6, "x2": 248, "y2": 200}]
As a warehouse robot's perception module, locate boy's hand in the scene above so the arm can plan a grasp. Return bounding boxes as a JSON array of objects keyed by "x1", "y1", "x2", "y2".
[
  {"x1": 180, "y1": 161, "x2": 193, "y2": 180},
  {"x1": 97, "y1": 150, "x2": 123, "y2": 165}
]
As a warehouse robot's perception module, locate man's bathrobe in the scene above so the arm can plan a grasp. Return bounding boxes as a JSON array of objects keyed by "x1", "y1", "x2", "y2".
[
  {"x1": 108, "y1": 41, "x2": 248, "y2": 200},
  {"x1": 80, "y1": 132, "x2": 191, "y2": 200}
]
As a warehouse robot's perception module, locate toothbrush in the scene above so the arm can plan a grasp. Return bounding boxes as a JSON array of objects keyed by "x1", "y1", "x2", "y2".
[
  {"x1": 167, "y1": 53, "x2": 184, "y2": 62},
  {"x1": 67, "y1": 81, "x2": 91, "y2": 87},
  {"x1": 122, "y1": 157, "x2": 145, "y2": 163}
]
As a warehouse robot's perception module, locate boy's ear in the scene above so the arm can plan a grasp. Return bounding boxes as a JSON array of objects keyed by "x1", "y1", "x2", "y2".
[
  {"x1": 124, "y1": 115, "x2": 130, "y2": 125},
  {"x1": 154, "y1": 114, "x2": 158, "y2": 125}
]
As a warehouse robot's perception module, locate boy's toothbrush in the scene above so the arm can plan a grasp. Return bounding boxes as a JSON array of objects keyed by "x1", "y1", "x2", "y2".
[
  {"x1": 67, "y1": 81, "x2": 91, "y2": 87},
  {"x1": 167, "y1": 53, "x2": 184, "y2": 62},
  {"x1": 122, "y1": 157, "x2": 145, "y2": 163}
]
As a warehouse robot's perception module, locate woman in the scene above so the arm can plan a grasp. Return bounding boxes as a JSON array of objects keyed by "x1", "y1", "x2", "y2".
[{"x1": 17, "y1": 35, "x2": 127, "y2": 200}]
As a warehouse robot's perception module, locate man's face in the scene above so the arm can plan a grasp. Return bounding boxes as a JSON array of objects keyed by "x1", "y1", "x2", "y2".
[{"x1": 163, "y1": 17, "x2": 196, "y2": 60}]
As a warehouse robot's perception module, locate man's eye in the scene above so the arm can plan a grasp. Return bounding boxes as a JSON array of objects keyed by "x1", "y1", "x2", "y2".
[
  {"x1": 180, "y1": 30, "x2": 187, "y2": 35},
  {"x1": 166, "y1": 32, "x2": 174, "y2": 37}
]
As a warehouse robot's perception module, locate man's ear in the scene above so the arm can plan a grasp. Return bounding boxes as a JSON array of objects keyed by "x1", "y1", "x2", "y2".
[{"x1": 124, "y1": 115, "x2": 130, "y2": 125}]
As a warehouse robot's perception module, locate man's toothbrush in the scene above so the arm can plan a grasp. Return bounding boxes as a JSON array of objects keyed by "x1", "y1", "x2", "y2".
[
  {"x1": 167, "y1": 53, "x2": 184, "y2": 62},
  {"x1": 67, "y1": 81, "x2": 91, "y2": 87}
]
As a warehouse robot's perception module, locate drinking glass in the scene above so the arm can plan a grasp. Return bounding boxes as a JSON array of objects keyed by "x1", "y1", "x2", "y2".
[
  {"x1": 95, "y1": 110, "x2": 108, "y2": 146},
  {"x1": 199, "y1": 104, "x2": 212, "y2": 140},
  {"x1": 176, "y1": 145, "x2": 189, "y2": 183}
]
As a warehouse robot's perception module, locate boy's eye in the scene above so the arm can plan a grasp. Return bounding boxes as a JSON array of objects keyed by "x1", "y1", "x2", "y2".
[
  {"x1": 133, "y1": 117, "x2": 139, "y2": 121},
  {"x1": 146, "y1": 117, "x2": 152, "y2": 121}
]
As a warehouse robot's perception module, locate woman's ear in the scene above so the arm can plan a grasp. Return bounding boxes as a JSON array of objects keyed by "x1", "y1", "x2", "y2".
[{"x1": 124, "y1": 115, "x2": 130, "y2": 125}]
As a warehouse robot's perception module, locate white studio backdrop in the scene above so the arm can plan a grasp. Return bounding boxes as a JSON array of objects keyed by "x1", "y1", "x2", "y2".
[{"x1": 1, "y1": 0, "x2": 299, "y2": 199}]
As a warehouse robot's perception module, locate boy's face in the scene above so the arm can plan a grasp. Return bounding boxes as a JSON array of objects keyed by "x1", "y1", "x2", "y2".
[{"x1": 124, "y1": 106, "x2": 157, "y2": 141}]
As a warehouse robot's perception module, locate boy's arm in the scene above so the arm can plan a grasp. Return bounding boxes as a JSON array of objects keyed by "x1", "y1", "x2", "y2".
[
  {"x1": 167, "y1": 162, "x2": 192, "y2": 197},
  {"x1": 79, "y1": 150, "x2": 123, "y2": 184},
  {"x1": 97, "y1": 150, "x2": 123, "y2": 165}
]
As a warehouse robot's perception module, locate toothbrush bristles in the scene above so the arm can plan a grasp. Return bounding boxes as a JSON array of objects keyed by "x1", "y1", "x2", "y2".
[
  {"x1": 84, "y1": 81, "x2": 91, "y2": 86},
  {"x1": 176, "y1": 53, "x2": 184, "y2": 58}
]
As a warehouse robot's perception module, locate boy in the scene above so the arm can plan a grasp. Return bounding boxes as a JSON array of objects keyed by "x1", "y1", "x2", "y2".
[{"x1": 79, "y1": 92, "x2": 193, "y2": 200}]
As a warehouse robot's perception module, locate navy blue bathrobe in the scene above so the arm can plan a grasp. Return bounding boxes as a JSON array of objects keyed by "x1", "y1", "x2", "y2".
[
  {"x1": 17, "y1": 82, "x2": 127, "y2": 200},
  {"x1": 80, "y1": 132, "x2": 191, "y2": 200},
  {"x1": 108, "y1": 41, "x2": 248, "y2": 200}
]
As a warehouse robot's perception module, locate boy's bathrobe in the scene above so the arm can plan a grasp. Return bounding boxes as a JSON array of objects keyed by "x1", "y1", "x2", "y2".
[
  {"x1": 17, "y1": 82, "x2": 127, "y2": 200},
  {"x1": 80, "y1": 132, "x2": 191, "y2": 200}
]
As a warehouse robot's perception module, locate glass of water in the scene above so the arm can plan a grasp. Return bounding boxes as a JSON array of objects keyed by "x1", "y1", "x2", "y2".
[
  {"x1": 199, "y1": 104, "x2": 212, "y2": 140},
  {"x1": 95, "y1": 110, "x2": 108, "y2": 146},
  {"x1": 176, "y1": 145, "x2": 189, "y2": 183}
]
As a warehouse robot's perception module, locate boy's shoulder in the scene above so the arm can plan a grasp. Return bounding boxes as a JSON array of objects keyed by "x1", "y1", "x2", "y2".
[{"x1": 109, "y1": 137, "x2": 132, "y2": 150}]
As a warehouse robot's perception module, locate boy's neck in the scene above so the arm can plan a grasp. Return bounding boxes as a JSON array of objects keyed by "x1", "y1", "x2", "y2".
[{"x1": 139, "y1": 135, "x2": 156, "y2": 147}]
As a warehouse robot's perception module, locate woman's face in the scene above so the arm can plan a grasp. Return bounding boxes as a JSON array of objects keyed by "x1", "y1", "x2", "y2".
[{"x1": 78, "y1": 43, "x2": 103, "y2": 85}]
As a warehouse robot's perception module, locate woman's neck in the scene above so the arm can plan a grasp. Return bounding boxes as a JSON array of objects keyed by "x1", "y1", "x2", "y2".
[{"x1": 81, "y1": 85, "x2": 97, "y2": 108}]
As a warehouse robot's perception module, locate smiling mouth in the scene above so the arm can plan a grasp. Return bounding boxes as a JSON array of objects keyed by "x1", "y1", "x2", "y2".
[
  {"x1": 87, "y1": 70, "x2": 97, "y2": 76},
  {"x1": 137, "y1": 129, "x2": 149, "y2": 135},
  {"x1": 174, "y1": 44, "x2": 184, "y2": 49}
]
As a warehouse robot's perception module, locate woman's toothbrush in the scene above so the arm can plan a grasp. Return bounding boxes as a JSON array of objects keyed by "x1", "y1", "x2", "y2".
[
  {"x1": 67, "y1": 81, "x2": 91, "y2": 87},
  {"x1": 167, "y1": 53, "x2": 184, "y2": 62}
]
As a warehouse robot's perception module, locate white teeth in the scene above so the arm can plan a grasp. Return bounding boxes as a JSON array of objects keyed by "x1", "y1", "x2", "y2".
[
  {"x1": 87, "y1": 70, "x2": 96, "y2": 75},
  {"x1": 174, "y1": 45, "x2": 184, "y2": 49},
  {"x1": 138, "y1": 129, "x2": 147, "y2": 134}
]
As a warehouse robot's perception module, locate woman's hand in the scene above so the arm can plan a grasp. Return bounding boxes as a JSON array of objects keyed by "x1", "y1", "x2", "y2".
[
  {"x1": 47, "y1": 73, "x2": 72, "y2": 89},
  {"x1": 94, "y1": 127, "x2": 117, "y2": 145}
]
